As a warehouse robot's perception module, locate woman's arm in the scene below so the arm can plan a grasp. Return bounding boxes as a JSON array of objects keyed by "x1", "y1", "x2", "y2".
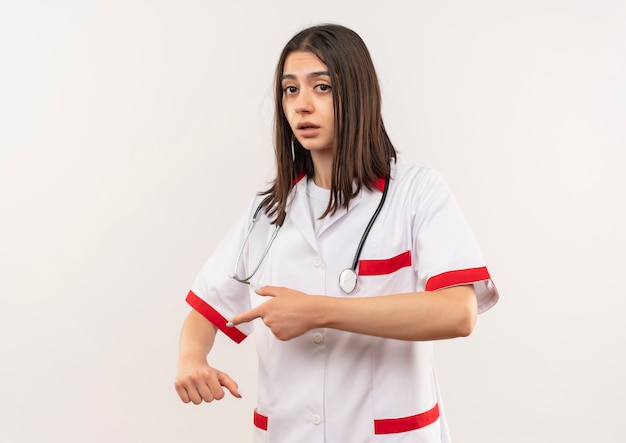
[
  {"x1": 174, "y1": 310, "x2": 241, "y2": 404},
  {"x1": 228, "y1": 284, "x2": 477, "y2": 342},
  {"x1": 320, "y1": 285, "x2": 476, "y2": 341}
]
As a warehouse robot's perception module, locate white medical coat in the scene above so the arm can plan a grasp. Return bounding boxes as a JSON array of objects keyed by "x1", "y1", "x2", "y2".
[{"x1": 186, "y1": 162, "x2": 499, "y2": 442}]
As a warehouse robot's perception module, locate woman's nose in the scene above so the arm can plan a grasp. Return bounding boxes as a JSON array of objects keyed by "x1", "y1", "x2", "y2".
[{"x1": 294, "y1": 90, "x2": 313, "y2": 113}]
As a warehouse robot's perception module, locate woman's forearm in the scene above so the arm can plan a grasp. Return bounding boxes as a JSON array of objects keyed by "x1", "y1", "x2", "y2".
[
  {"x1": 317, "y1": 285, "x2": 477, "y2": 341},
  {"x1": 178, "y1": 309, "x2": 218, "y2": 362}
]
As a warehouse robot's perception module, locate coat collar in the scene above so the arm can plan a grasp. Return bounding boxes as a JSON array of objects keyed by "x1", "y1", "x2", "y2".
[{"x1": 285, "y1": 173, "x2": 387, "y2": 252}]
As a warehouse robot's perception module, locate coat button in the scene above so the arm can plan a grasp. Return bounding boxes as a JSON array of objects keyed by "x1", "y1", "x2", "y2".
[
  {"x1": 313, "y1": 256, "x2": 323, "y2": 267},
  {"x1": 312, "y1": 332, "x2": 324, "y2": 344},
  {"x1": 312, "y1": 414, "x2": 321, "y2": 425}
]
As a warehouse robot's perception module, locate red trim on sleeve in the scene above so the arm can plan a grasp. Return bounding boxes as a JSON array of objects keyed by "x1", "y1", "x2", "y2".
[
  {"x1": 358, "y1": 250, "x2": 412, "y2": 276},
  {"x1": 185, "y1": 291, "x2": 247, "y2": 344},
  {"x1": 254, "y1": 409, "x2": 268, "y2": 431},
  {"x1": 374, "y1": 403, "x2": 439, "y2": 434},
  {"x1": 425, "y1": 267, "x2": 491, "y2": 292}
]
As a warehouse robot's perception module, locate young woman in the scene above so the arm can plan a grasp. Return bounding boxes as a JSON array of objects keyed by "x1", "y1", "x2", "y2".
[{"x1": 175, "y1": 23, "x2": 499, "y2": 442}]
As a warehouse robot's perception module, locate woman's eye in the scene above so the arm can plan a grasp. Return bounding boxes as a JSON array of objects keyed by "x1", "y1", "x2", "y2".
[
  {"x1": 317, "y1": 84, "x2": 331, "y2": 92},
  {"x1": 283, "y1": 86, "x2": 298, "y2": 94}
]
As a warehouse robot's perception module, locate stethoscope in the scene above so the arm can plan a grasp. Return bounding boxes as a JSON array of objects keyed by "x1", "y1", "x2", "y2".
[{"x1": 231, "y1": 177, "x2": 389, "y2": 294}]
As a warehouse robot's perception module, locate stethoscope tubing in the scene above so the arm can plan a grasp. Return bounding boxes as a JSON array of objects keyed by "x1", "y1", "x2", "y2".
[
  {"x1": 349, "y1": 176, "x2": 389, "y2": 271},
  {"x1": 231, "y1": 197, "x2": 285, "y2": 284},
  {"x1": 231, "y1": 177, "x2": 389, "y2": 294}
]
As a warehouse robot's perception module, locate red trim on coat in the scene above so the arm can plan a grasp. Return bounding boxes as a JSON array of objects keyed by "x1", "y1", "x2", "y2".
[
  {"x1": 425, "y1": 266, "x2": 491, "y2": 292},
  {"x1": 374, "y1": 177, "x2": 386, "y2": 192},
  {"x1": 292, "y1": 170, "x2": 306, "y2": 185},
  {"x1": 374, "y1": 403, "x2": 439, "y2": 434},
  {"x1": 358, "y1": 250, "x2": 412, "y2": 276},
  {"x1": 254, "y1": 409, "x2": 268, "y2": 431},
  {"x1": 185, "y1": 291, "x2": 247, "y2": 344}
]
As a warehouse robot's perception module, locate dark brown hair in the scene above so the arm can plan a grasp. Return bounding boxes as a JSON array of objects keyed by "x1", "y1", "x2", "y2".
[{"x1": 261, "y1": 23, "x2": 397, "y2": 222}]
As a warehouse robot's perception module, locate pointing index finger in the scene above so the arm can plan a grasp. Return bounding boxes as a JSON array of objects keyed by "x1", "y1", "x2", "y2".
[
  {"x1": 227, "y1": 306, "x2": 261, "y2": 327},
  {"x1": 254, "y1": 285, "x2": 280, "y2": 297}
]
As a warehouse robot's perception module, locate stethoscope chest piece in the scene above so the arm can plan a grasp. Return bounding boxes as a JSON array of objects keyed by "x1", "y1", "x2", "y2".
[{"x1": 339, "y1": 268, "x2": 358, "y2": 294}]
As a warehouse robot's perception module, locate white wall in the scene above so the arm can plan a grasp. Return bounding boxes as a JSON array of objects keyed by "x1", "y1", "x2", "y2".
[{"x1": 1, "y1": 1, "x2": 624, "y2": 442}]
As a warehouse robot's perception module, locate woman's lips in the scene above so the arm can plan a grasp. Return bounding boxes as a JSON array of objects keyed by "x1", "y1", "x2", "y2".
[{"x1": 297, "y1": 123, "x2": 319, "y2": 137}]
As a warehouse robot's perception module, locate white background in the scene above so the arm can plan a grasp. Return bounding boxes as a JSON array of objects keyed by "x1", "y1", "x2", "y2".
[{"x1": 1, "y1": 1, "x2": 625, "y2": 442}]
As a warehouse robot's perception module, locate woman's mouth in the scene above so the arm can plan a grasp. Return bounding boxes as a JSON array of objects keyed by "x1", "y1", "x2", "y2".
[{"x1": 297, "y1": 122, "x2": 319, "y2": 137}]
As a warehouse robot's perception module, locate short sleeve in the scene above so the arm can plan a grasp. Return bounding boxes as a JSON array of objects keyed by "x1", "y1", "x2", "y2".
[
  {"x1": 412, "y1": 169, "x2": 499, "y2": 313},
  {"x1": 185, "y1": 198, "x2": 261, "y2": 343}
]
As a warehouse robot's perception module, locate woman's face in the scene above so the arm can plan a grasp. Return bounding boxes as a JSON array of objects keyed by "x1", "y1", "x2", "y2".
[{"x1": 281, "y1": 51, "x2": 335, "y2": 158}]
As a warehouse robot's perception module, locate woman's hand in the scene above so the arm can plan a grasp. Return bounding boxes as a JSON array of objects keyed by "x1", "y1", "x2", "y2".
[
  {"x1": 174, "y1": 356, "x2": 241, "y2": 404},
  {"x1": 228, "y1": 286, "x2": 321, "y2": 341}
]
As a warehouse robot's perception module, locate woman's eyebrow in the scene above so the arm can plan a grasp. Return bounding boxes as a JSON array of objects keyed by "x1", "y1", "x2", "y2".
[{"x1": 280, "y1": 71, "x2": 331, "y2": 82}]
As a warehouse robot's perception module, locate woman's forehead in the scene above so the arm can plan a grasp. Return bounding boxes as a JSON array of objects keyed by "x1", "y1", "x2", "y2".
[{"x1": 282, "y1": 51, "x2": 328, "y2": 76}]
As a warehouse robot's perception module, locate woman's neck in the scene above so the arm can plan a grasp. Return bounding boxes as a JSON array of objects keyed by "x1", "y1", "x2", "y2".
[{"x1": 310, "y1": 151, "x2": 333, "y2": 189}]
